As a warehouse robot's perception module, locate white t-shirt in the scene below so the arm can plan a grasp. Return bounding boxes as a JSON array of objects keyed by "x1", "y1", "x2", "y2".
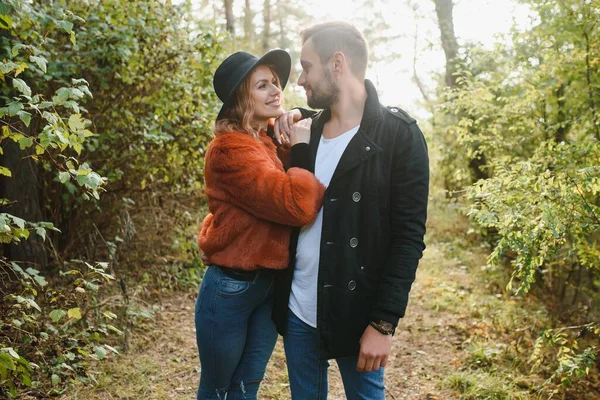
[{"x1": 289, "y1": 125, "x2": 360, "y2": 327}]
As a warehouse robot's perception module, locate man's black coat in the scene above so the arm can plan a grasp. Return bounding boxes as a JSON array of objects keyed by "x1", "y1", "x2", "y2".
[{"x1": 273, "y1": 80, "x2": 430, "y2": 360}]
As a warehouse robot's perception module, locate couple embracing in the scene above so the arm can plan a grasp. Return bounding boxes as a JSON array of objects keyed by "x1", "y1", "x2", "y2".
[{"x1": 195, "y1": 21, "x2": 429, "y2": 400}]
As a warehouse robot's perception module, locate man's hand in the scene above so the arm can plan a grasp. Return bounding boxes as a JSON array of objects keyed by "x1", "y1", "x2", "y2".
[
  {"x1": 274, "y1": 109, "x2": 303, "y2": 144},
  {"x1": 356, "y1": 325, "x2": 393, "y2": 372}
]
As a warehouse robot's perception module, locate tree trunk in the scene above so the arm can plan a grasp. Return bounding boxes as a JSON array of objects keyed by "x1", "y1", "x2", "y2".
[
  {"x1": 433, "y1": 0, "x2": 460, "y2": 88},
  {"x1": 224, "y1": 0, "x2": 235, "y2": 35},
  {"x1": 433, "y1": 0, "x2": 488, "y2": 182},
  {"x1": 244, "y1": 0, "x2": 253, "y2": 41},
  {"x1": 0, "y1": 122, "x2": 49, "y2": 269},
  {"x1": 262, "y1": 0, "x2": 271, "y2": 52},
  {"x1": 555, "y1": 83, "x2": 569, "y2": 143}
]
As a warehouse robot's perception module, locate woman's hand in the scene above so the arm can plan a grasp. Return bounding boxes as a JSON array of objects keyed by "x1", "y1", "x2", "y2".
[
  {"x1": 290, "y1": 118, "x2": 312, "y2": 146},
  {"x1": 274, "y1": 109, "x2": 303, "y2": 144}
]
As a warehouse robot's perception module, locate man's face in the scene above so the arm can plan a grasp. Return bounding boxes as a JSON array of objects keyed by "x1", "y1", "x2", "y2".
[{"x1": 297, "y1": 39, "x2": 339, "y2": 109}]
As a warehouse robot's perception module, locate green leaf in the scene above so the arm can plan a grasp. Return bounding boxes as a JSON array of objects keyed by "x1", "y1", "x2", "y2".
[
  {"x1": 17, "y1": 111, "x2": 32, "y2": 128},
  {"x1": 18, "y1": 135, "x2": 33, "y2": 149},
  {"x1": 93, "y1": 346, "x2": 107, "y2": 360},
  {"x1": 73, "y1": 142, "x2": 82, "y2": 155},
  {"x1": 7, "y1": 101, "x2": 23, "y2": 115},
  {"x1": 49, "y1": 309, "x2": 67, "y2": 323},
  {"x1": 84, "y1": 280, "x2": 99, "y2": 292},
  {"x1": 0, "y1": 2, "x2": 11, "y2": 14},
  {"x1": 0, "y1": 61, "x2": 19, "y2": 74},
  {"x1": 13, "y1": 228, "x2": 29, "y2": 240},
  {"x1": 67, "y1": 307, "x2": 82, "y2": 319},
  {"x1": 104, "y1": 344, "x2": 120, "y2": 355},
  {"x1": 42, "y1": 111, "x2": 58, "y2": 124},
  {"x1": 63, "y1": 100, "x2": 80, "y2": 113},
  {"x1": 12, "y1": 78, "x2": 32, "y2": 97},
  {"x1": 107, "y1": 324, "x2": 123, "y2": 335},
  {"x1": 58, "y1": 171, "x2": 70, "y2": 183},
  {"x1": 0, "y1": 353, "x2": 16, "y2": 371},
  {"x1": 14, "y1": 61, "x2": 27, "y2": 76},
  {"x1": 3, "y1": 348, "x2": 19, "y2": 359},
  {"x1": 68, "y1": 114, "x2": 85, "y2": 131},
  {"x1": 72, "y1": 78, "x2": 89, "y2": 86},
  {"x1": 33, "y1": 274, "x2": 47, "y2": 287},
  {"x1": 39, "y1": 102, "x2": 54, "y2": 109},
  {"x1": 78, "y1": 85, "x2": 93, "y2": 98},
  {"x1": 54, "y1": 87, "x2": 71, "y2": 103},
  {"x1": 58, "y1": 20, "x2": 73, "y2": 33},
  {"x1": 25, "y1": 298, "x2": 41, "y2": 312},
  {"x1": 35, "y1": 227, "x2": 46, "y2": 241},
  {"x1": 51, "y1": 374, "x2": 60, "y2": 387},
  {"x1": 0, "y1": 13, "x2": 12, "y2": 30},
  {"x1": 10, "y1": 215, "x2": 25, "y2": 229},
  {"x1": 29, "y1": 56, "x2": 47, "y2": 73},
  {"x1": 103, "y1": 311, "x2": 117, "y2": 320},
  {"x1": 71, "y1": 88, "x2": 85, "y2": 98},
  {"x1": 11, "y1": 44, "x2": 26, "y2": 57},
  {"x1": 0, "y1": 167, "x2": 11, "y2": 177}
]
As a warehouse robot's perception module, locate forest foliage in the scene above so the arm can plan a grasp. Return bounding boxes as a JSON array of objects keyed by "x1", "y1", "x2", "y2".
[
  {"x1": 0, "y1": 0, "x2": 223, "y2": 397},
  {"x1": 0, "y1": 0, "x2": 599, "y2": 398},
  {"x1": 434, "y1": 0, "x2": 600, "y2": 392}
]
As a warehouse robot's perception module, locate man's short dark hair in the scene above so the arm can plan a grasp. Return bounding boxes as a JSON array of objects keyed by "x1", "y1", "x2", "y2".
[{"x1": 301, "y1": 21, "x2": 368, "y2": 79}]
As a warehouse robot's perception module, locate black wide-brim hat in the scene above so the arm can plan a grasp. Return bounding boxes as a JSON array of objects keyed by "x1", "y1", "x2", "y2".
[{"x1": 213, "y1": 49, "x2": 291, "y2": 121}]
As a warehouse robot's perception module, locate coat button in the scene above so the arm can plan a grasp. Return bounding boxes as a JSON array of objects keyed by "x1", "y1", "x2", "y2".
[
  {"x1": 365, "y1": 146, "x2": 371, "y2": 151},
  {"x1": 360, "y1": 266, "x2": 365, "y2": 271},
  {"x1": 349, "y1": 237, "x2": 358, "y2": 248},
  {"x1": 352, "y1": 192, "x2": 361, "y2": 202},
  {"x1": 348, "y1": 280, "x2": 356, "y2": 290},
  {"x1": 390, "y1": 107, "x2": 399, "y2": 112}
]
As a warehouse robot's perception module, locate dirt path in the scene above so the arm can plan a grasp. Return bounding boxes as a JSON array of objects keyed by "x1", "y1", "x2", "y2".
[{"x1": 63, "y1": 241, "x2": 474, "y2": 400}]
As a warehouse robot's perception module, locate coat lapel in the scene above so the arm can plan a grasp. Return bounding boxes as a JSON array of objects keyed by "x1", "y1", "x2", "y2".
[
  {"x1": 306, "y1": 79, "x2": 385, "y2": 180},
  {"x1": 330, "y1": 131, "x2": 382, "y2": 184}
]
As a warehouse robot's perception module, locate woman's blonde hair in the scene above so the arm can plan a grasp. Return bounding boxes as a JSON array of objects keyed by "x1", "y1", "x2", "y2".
[{"x1": 214, "y1": 65, "x2": 281, "y2": 139}]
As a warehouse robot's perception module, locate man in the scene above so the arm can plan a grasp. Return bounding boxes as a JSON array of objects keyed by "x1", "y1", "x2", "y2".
[{"x1": 272, "y1": 21, "x2": 429, "y2": 399}]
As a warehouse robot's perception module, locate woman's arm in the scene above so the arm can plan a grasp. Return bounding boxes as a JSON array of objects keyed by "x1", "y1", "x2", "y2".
[{"x1": 205, "y1": 133, "x2": 325, "y2": 227}]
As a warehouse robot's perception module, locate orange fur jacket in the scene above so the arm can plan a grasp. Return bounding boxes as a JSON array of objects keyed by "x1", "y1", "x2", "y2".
[{"x1": 198, "y1": 131, "x2": 325, "y2": 270}]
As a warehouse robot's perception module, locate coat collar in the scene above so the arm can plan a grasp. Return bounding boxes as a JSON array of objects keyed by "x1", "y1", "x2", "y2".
[
  {"x1": 310, "y1": 79, "x2": 384, "y2": 136},
  {"x1": 308, "y1": 79, "x2": 384, "y2": 180}
]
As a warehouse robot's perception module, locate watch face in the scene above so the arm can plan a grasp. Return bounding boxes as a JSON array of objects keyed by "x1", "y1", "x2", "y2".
[
  {"x1": 383, "y1": 323, "x2": 393, "y2": 330},
  {"x1": 372, "y1": 320, "x2": 394, "y2": 334}
]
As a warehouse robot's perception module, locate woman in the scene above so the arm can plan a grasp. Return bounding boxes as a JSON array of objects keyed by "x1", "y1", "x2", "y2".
[{"x1": 195, "y1": 49, "x2": 325, "y2": 400}]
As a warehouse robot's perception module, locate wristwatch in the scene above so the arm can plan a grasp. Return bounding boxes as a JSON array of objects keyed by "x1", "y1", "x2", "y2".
[{"x1": 369, "y1": 320, "x2": 395, "y2": 336}]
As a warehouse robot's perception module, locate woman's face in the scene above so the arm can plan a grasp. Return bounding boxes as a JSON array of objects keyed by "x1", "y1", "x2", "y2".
[{"x1": 249, "y1": 65, "x2": 284, "y2": 122}]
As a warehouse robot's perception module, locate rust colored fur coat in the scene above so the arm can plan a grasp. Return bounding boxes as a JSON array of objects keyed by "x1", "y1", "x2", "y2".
[{"x1": 198, "y1": 131, "x2": 325, "y2": 270}]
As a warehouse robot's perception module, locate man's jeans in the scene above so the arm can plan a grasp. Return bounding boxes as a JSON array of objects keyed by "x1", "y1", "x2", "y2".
[
  {"x1": 195, "y1": 265, "x2": 278, "y2": 400},
  {"x1": 283, "y1": 309, "x2": 385, "y2": 399}
]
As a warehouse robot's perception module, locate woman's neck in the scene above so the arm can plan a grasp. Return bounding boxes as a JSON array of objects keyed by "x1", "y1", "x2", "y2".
[{"x1": 255, "y1": 119, "x2": 268, "y2": 132}]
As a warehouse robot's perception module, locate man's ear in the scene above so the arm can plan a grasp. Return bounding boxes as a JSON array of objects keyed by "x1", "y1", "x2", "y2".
[{"x1": 332, "y1": 51, "x2": 346, "y2": 74}]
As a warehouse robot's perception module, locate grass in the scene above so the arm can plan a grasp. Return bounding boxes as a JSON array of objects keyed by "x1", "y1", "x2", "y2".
[{"x1": 55, "y1": 192, "x2": 599, "y2": 400}]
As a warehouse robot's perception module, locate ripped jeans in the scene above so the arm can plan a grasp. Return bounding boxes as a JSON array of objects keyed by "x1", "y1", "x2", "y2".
[{"x1": 195, "y1": 265, "x2": 278, "y2": 400}]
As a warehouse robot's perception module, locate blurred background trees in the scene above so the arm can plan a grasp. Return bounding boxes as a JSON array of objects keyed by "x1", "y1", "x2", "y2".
[{"x1": 0, "y1": 0, "x2": 598, "y2": 398}]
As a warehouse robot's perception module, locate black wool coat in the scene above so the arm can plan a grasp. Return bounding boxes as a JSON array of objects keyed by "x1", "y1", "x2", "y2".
[{"x1": 272, "y1": 80, "x2": 430, "y2": 360}]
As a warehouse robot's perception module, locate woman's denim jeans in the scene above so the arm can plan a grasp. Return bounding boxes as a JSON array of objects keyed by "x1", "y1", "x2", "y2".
[
  {"x1": 195, "y1": 265, "x2": 278, "y2": 400},
  {"x1": 283, "y1": 309, "x2": 385, "y2": 400}
]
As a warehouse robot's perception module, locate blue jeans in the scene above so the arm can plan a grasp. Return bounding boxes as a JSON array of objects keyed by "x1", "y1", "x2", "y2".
[
  {"x1": 195, "y1": 265, "x2": 278, "y2": 400},
  {"x1": 283, "y1": 309, "x2": 385, "y2": 400}
]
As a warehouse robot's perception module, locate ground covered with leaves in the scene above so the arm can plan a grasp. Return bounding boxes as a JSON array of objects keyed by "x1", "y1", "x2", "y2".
[{"x1": 58, "y1": 201, "x2": 600, "y2": 400}]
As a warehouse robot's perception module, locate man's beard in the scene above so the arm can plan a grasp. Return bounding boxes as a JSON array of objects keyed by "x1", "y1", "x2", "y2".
[{"x1": 306, "y1": 68, "x2": 339, "y2": 109}]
